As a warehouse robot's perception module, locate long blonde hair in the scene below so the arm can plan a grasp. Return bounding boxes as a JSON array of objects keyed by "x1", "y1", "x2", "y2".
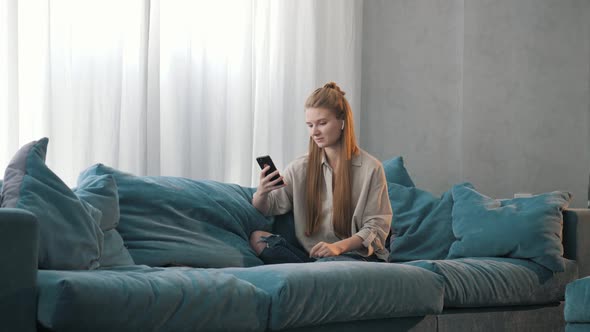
[{"x1": 304, "y1": 82, "x2": 359, "y2": 239}]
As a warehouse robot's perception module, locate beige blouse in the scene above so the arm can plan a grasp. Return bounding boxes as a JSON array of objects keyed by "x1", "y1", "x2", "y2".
[{"x1": 263, "y1": 148, "x2": 392, "y2": 261}]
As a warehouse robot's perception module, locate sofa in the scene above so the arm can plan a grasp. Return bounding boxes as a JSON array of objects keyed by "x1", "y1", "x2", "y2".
[
  {"x1": 564, "y1": 275, "x2": 590, "y2": 331},
  {"x1": 1, "y1": 137, "x2": 589, "y2": 332}
]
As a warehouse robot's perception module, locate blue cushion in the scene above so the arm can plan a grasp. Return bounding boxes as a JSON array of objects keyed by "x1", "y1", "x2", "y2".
[
  {"x1": 221, "y1": 262, "x2": 444, "y2": 330},
  {"x1": 405, "y1": 257, "x2": 577, "y2": 307},
  {"x1": 74, "y1": 175, "x2": 120, "y2": 231},
  {"x1": 565, "y1": 276, "x2": 590, "y2": 323},
  {"x1": 448, "y1": 186, "x2": 571, "y2": 272},
  {"x1": 37, "y1": 266, "x2": 270, "y2": 332},
  {"x1": 97, "y1": 229, "x2": 134, "y2": 267},
  {"x1": 388, "y1": 183, "x2": 471, "y2": 262},
  {"x1": 1, "y1": 138, "x2": 103, "y2": 270},
  {"x1": 78, "y1": 163, "x2": 273, "y2": 268},
  {"x1": 73, "y1": 174, "x2": 134, "y2": 267},
  {"x1": 566, "y1": 324, "x2": 590, "y2": 332},
  {"x1": 382, "y1": 156, "x2": 415, "y2": 187}
]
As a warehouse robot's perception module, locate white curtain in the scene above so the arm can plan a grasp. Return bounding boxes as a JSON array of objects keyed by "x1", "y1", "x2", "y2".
[{"x1": 0, "y1": 0, "x2": 362, "y2": 187}]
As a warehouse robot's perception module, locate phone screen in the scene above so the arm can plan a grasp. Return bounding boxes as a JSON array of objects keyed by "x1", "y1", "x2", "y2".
[{"x1": 256, "y1": 155, "x2": 285, "y2": 186}]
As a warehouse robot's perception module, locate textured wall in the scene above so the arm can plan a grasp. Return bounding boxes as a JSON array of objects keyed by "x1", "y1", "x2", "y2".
[
  {"x1": 362, "y1": 0, "x2": 590, "y2": 207},
  {"x1": 361, "y1": 0, "x2": 464, "y2": 192}
]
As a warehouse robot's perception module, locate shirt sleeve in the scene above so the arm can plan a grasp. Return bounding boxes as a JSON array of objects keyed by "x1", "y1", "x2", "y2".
[
  {"x1": 353, "y1": 165, "x2": 393, "y2": 257},
  {"x1": 263, "y1": 161, "x2": 295, "y2": 216}
]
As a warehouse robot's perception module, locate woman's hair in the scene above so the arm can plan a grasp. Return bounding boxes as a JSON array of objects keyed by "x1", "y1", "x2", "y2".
[{"x1": 304, "y1": 82, "x2": 359, "y2": 239}]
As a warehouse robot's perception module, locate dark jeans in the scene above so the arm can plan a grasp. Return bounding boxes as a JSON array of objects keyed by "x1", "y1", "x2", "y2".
[
  {"x1": 258, "y1": 234, "x2": 315, "y2": 264},
  {"x1": 257, "y1": 234, "x2": 383, "y2": 264}
]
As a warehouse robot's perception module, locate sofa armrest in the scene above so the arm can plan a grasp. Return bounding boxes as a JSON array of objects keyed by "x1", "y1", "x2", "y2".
[
  {"x1": 563, "y1": 208, "x2": 590, "y2": 278},
  {"x1": 0, "y1": 208, "x2": 39, "y2": 332}
]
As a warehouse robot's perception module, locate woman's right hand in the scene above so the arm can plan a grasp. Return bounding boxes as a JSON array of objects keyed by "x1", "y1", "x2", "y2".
[{"x1": 257, "y1": 165, "x2": 287, "y2": 196}]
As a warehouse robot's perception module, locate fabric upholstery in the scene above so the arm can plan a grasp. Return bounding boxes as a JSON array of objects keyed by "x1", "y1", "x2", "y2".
[
  {"x1": 1, "y1": 138, "x2": 102, "y2": 270},
  {"x1": 73, "y1": 175, "x2": 134, "y2": 267},
  {"x1": 388, "y1": 183, "x2": 471, "y2": 262},
  {"x1": 565, "y1": 276, "x2": 590, "y2": 323},
  {"x1": 221, "y1": 261, "x2": 444, "y2": 330},
  {"x1": 78, "y1": 163, "x2": 272, "y2": 268},
  {"x1": 37, "y1": 266, "x2": 270, "y2": 332},
  {"x1": 382, "y1": 156, "x2": 415, "y2": 187},
  {"x1": 448, "y1": 185, "x2": 571, "y2": 272},
  {"x1": 406, "y1": 257, "x2": 577, "y2": 307},
  {"x1": 74, "y1": 174, "x2": 120, "y2": 231},
  {"x1": 0, "y1": 208, "x2": 38, "y2": 332},
  {"x1": 97, "y1": 230, "x2": 134, "y2": 267},
  {"x1": 566, "y1": 324, "x2": 590, "y2": 332}
]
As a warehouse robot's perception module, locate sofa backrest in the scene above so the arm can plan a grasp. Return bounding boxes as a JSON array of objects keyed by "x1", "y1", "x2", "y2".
[{"x1": 563, "y1": 209, "x2": 590, "y2": 278}]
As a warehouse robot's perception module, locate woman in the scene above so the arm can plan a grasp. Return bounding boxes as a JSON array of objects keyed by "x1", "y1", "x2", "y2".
[{"x1": 250, "y1": 82, "x2": 392, "y2": 263}]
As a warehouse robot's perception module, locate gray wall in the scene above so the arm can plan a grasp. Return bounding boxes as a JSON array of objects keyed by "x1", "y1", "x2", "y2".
[{"x1": 361, "y1": 0, "x2": 590, "y2": 208}]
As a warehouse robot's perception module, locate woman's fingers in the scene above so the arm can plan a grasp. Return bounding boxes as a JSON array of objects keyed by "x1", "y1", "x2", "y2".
[
  {"x1": 261, "y1": 169, "x2": 279, "y2": 185},
  {"x1": 260, "y1": 166, "x2": 270, "y2": 180},
  {"x1": 270, "y1": 176, "x2": 285, "y2": 187},
  {"x1": 310, "y1": 242, "x2": 325, "y2": 258},
  {"x1": 258, "y1": 168, "x2": 285, "y2": 195},
  {"x1": 266, "y1": 170, "x2": 280, "y2": 182},
  {"x1": 261, "y1": 171, "x2": 284, "y2": 190}
]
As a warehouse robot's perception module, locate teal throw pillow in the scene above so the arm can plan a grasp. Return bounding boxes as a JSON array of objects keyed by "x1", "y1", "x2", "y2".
[
  {"x1": 382, "y1": 156, "x2": 415, "y2": 187},
  {"x1": 98, "y1": 229, "x2": 135, "y2": 267},
  {"x1": 73, "y1": 174, "x2": 134, "y2": 267},
  {"x1": 74, "y1": 174, "x2": 120, "y2": 231},
  {"x1": 388, "y1": 182, "x2": 472, "y2": 262},
  {"x1": 78, "y1": 163, "x2": 273, "y2": 268},
  {"x1": 1, "y1": 138, "x2": 103, "y2": 270},
  {"x1": 448, "y1": 185, "x2": 571, "y2": 272}
]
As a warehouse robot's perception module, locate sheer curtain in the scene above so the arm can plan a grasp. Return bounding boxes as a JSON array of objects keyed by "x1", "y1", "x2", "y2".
[{"x1": 0, "y1": 0, "x2": 362, "y2": 187}]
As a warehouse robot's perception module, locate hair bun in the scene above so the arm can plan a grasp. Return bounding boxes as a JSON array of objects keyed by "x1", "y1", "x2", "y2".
[{"x1": 323, "y1": 81, "x2": 346, "y2": 96}]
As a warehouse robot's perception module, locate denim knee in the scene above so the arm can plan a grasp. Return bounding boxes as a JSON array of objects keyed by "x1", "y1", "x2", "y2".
[{"x1": 258, "y1": 234, "x2": 314, "y2": 264}]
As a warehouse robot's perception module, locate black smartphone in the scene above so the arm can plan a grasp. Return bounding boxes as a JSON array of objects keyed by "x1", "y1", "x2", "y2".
[{"x1": 256, "y1": 155, "x2": 285, "y2": 186}]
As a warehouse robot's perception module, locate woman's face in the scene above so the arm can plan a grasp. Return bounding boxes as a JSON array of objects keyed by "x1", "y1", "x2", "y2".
[{"x1": 305, "y1": 107, "x2": 343, "y2": 149}]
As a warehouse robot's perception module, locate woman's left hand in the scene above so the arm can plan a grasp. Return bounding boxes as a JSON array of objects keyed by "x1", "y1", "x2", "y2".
[{"x1": 309, "y1": 241, "x2": 343, "y2": 258}]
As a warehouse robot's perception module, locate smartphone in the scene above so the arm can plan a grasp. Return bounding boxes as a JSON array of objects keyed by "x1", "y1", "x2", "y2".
[{"x1": 256, "y1": 155, "x2": 285, "y2": 186}]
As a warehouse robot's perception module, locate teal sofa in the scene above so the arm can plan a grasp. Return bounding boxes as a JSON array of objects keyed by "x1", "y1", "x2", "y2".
[
  {"x1": 565, "y1": 274, "x2": 590, "y2": 331},
  {"x1": 2, "y1": 207, "x2": 589, "y2": 332},
  {"x1": 2, "y1": 138, "x2": 590, "y2": 332}
]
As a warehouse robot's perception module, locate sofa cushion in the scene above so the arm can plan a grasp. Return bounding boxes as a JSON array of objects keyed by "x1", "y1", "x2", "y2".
[
  {"x1": 220, "y1": 261, "x2": 444, "y2": 330},
  {"x1": 37, "y1": 266, "x2": 270, "y2": 332},
  {"x1": 566, "y1": 324, "x2": 590, "y2": 332},
  {"x1": 1, "y1": 138, "x2": 103, "y2": 270},
  {"x1": 73, "y1": 174, "x2": 134, "y2": 267},
  {"x1": 98, "y1": 229, "x2": 134, "y2": 267},
  {"x1": 382, "y1": 156, "x2": 415, "y2": 187},
  {"x1": 388, "y1": 183, "x2": 471, "y2": 262},
  {"x1": 448, "y1": 186, "x2": 571, "y2": 272},
  {"x1": 405, "y1": 257, "x2": 577, "y2": 308},
  {"x1": 74, "y1": 174, "x2": 120, "y2": 231},
  {"x1": 565, "y1": 276, "x2": 590, "y2": 323},
  {"x1": 78, "y1": 163, "x2": 273, "y2": 268}
]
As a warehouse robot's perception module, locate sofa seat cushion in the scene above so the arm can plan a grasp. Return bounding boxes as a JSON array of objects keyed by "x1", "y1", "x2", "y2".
[
  {"x1": 37, "y1": 266, "x2": 270, "y2": 332},
  {"x1": 565, "y1": 276, "x2": 590, "y2": 323},
  {"x1": 405, "y1": 257, "x2": 578, "y2": 308},
  {"x1": 220, "y1": 261, "x2": 444, "y2": 330},
  {"x1": 566, "y1": 324, "x2": 590, "y2": 332}
]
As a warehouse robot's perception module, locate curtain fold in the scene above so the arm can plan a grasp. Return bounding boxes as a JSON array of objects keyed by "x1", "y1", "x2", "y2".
[{"x1": 0, "y1": 0, "x2": 362, "y2": 187}]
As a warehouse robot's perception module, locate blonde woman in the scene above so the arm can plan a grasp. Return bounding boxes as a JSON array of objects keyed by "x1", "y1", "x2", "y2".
[{"x1": 251, "y1": 82, "x2": 392, "y2": 263}]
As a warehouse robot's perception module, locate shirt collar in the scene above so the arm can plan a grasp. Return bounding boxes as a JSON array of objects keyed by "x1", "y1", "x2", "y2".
[{"x1": 320, "y1": 149, "x2": 363, "y2": 168}]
